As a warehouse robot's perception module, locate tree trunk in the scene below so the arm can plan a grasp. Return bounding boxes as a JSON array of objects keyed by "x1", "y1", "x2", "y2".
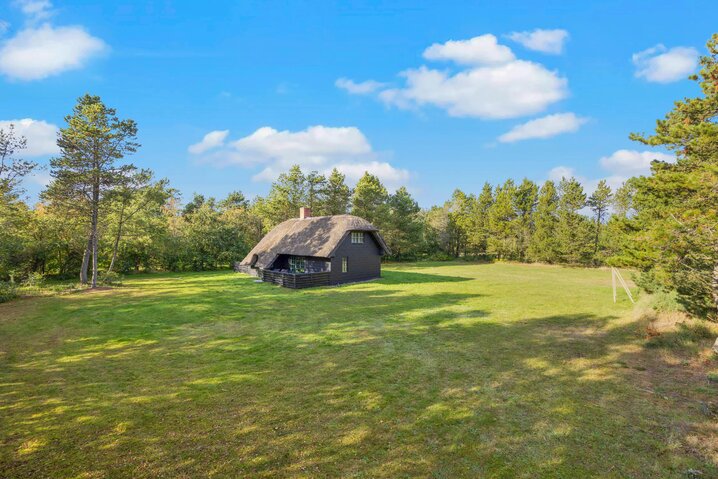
[
  {"x1": 80, "y1": 235, "x2": 92, "y2": 284},
  {"x1": 107, "y1": 202, "x2": 126, "y2": 274},
  {"x1": 90, "y1": 181, "x2": 100, "y2": 289}
]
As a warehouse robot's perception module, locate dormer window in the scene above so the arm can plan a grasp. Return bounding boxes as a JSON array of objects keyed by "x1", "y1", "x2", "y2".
[{"x1": 351, "y1": 231, "x2": 364, "y2": 244}]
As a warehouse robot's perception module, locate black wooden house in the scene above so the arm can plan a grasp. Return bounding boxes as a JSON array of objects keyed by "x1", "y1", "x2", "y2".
[{"x1": 236, "y1": 208, "x2": 391, "y2": 288}]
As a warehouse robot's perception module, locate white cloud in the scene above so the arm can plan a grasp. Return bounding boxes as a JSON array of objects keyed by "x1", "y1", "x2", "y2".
[
  {"x1": 190, "y1": 125, "x2": 411, "y2": 188},
  {"x1": 332, "y1": 161, "x2": 410, "y2": 185},
  {"x1": 14, "y1": 0, "x2": 53, "y2": 22},
  {"x1": 335, "y1": 78, "x2": 387, "y2": 95},
  {"x1": 548, "y1": 165, "x2": 576, "y2": 182},
  {"x1": 499, "y1": 112, "x2": 587, "y2": 143},
  {"x1": 0, "y1": 118, "x2": 58, "y2": 156},
  {"x1": 379, "y1": 61, "x2": 567, "y2": 119},
  {"x1": 507, "y1": 29, "x2": 569, "y2": 54},
  {"x1": 423, "y1": 34, "x2": 515, "y2": 65},
  {"x1": 599, "y1": 149, "x2": 674, "y2": 176},
  {"x1": 188, "y1": 130, "x2": 229, "y2": 154},
  {"x1": 547, "y1": 149, "x2": 676, "y2": 202},
  {"x1": 632, "y1": 45, "x2": 698, "y2": 83},
  {"x1": 0, "y1": 24, "x2": 106, "y2": 80},
  {"x1": 339, "y1": 33, "x2": 569, "y2": 120}
]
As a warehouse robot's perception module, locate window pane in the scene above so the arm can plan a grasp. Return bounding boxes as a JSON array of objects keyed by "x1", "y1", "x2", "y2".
[{"x1": 342, "y1": 257, "x2": 347, "y2": 273}]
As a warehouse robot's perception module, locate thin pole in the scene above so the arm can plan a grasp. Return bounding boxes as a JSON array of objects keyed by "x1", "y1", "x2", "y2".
[
  {"x1": 615, "y1": 269, "x2": 635, "y2": 304},
  {"x1": 612, "y1": 267, "x2": 617, "y2": 303}
]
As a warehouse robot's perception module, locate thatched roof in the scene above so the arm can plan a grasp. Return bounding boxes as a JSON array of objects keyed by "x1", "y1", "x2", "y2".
[{"x1": 241, "y1": 214, "x2": 390, "y2": 269}]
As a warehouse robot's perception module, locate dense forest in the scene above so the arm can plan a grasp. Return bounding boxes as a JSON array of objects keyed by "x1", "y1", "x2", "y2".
[{"x1": 1, "y1": 34, "x2": 716, "y2": 321}]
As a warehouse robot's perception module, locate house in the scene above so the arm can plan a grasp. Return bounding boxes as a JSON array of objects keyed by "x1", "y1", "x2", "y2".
[{"x1": 236, "y1": 207, "x2": 391, "y2": 288}]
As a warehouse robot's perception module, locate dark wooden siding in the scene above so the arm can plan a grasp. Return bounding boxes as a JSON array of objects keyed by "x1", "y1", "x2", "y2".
[
  {"x1": 258, "y1": 270, "x2": 330, "y2": 288},
  {"x1": 270, "y1": 255, "x2": 330, "y2": 273},
  {"x1": 329, "y1": 231, "x2": 382, "y2": 285}
]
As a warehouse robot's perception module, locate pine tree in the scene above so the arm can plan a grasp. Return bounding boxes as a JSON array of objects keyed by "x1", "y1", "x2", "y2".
[
  {"x1": 305, "y1": 171, "x2": 327, "y2": 213},
  {"x1": 322, "y1": 168, "x2": 352, "y2": 215},
  {"x1": 45, "y1": 94, "x2": 140, "y2": 287},
  {"x1": 556, "y1": 177, "x2": 593, "y2": 264},
  {"x1": 528, "y1": 180, "x2": 559, "y2": 262},
  {"x1": 622, "y1": 33, "x2": 718, "y2": 318},
  {"x1": 260, "y1": 165, "x2": 307, "y2": 225},
  {"x1": 513, "y1": 178, "x2": 538, "y2": 261},
  {"x1": 587, "y1": 179, "x2": 612, "y2": 261},
  {"x1": 474, "y1": 182, "x2": 494, "y2": 257},
  {"x1": 351, "y1": 172, "x2": 389, "y2": 228},
  {"x1": 385, "y1": 187, "x2": 422, "y2": 258},
  {"x1": 487, "y1": 179, "x2": 517, "y2": 260}
]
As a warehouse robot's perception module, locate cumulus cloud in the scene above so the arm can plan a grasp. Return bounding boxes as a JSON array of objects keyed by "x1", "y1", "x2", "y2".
[
  {"x1": 339, "y1": 33, "x2": 568, "y2": 120},
  {"x1": 188, "y1": 130, "x2": 229, "y2": 154},
  {"x1": 547, "y1": 149, "x2": 675, "y2": 200},
  {"x1": 599, "y1": 149, "x2": 674, "y2": 176},
  {"x1": 335, "y1": 78, "x2": 387, "y2": 95},
  {"x1": 0, "y1": 1, "x2": 106, "y2": 81},
  {"x1": 0, "y1": 118, "x2": 59, "y2": 156},
  {"x1": 423, "y1": 34, "x2": 515, "y2": 65},
  {"x1": 0, "y1": 24, "x2": 106, "y2": 80},
  {"x1": 499, "y1": 112, "x2": 587, "y2": 143},
  {"x1": 189, "y1": 125, "x2": 410, "y2": 188},
  {"x1": 506, "y1": 29, "x2": 569, "y2": 54},
  {"x1": 632, "y1": 44, "x2": 698, "y2": 83},
  {"x1": 379, "y1": 61, "x2": 567, "y2": 119}
]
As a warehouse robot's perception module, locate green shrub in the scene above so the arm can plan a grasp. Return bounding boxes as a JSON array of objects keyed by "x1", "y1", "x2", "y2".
[
  {"x1": 0, "y1": 281, "x2": 18, "y2": 303},
  {"x1": 21, "y1": 272, "x2": 45, "y2": 289},
  {"x1": 100, "y1": 271, "x2": 123, "y2": 286}
]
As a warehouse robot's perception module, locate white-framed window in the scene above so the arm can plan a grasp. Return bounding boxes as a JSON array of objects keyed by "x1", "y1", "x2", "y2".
[
  {"x1": 351, "y1": 231, "x2": 364, "y2": 244},
  {"x1": 342, "y1": 257, "x2": 348, "y2": 273},
  {"x1": 288, "y1": 256, "x2": 305, "y2": 273}
]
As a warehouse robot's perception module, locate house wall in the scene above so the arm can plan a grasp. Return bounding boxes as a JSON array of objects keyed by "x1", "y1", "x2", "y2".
[
  {"x1": 329, "y1": 231, "x2": 382, "y2": 285},
  {"x1": 270, "y1": 255, "x2": 330, "y2": 273}
]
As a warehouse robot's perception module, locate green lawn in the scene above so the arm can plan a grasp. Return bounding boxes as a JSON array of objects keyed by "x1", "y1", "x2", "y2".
[{"x1": 1, "y1": 262, "x2": 715, "y2": 478}]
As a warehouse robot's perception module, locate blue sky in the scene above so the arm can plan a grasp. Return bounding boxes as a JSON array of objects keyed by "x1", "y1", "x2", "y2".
[{"x1": 0, "y1": 0, "x2": 713, "y2": 207}]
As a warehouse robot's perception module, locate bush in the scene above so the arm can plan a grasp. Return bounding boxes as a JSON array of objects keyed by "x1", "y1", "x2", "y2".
[
  {"x1": 21, "y1": 272, "x2": 45, "y2": 289},
  {"x1": 99, "y1": 271, "x2": 123, "y2": 286},
  {"x1": 0, "y1": 281, "x2": 18, "y2": 303}
]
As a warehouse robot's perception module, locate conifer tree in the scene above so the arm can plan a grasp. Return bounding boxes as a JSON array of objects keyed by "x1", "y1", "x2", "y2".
[
  {"x1": 488, "y1": 179, "x2": 517, "y2": 259},
  {"x1": 587, "y1": 179, "x2": 612, "y2": 261},
  {"x1": 556, "y1": 177, "x2": 593, "y2": 264},
  {"x1": 623, "y1": 33, "x2": 718, "y2": 318},
  {"x1": 528, "y1": 180, "x2": 559, "y2": 262},
  {"x1": 322, "y1": 168, "x2": 352, "y2": 215},
  {"x1": 351, "y1": 172, "x2": 389, "y2": 228},
  {"x1": 385, "y1": 186, "x2": 422, "y2": 258},
  {"x1": 45, "y1": 94, "x2": 140, "y2": 287}
]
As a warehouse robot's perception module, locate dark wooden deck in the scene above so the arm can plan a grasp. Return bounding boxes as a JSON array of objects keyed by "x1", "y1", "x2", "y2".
[{"x1": 257, "y1": 269, "x2": 330, "y2": 289}]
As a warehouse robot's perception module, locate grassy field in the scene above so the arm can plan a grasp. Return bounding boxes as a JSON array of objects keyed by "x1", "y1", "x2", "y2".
[{"x1": 1, "y1": 262, "x2": 716, "y2": 478}]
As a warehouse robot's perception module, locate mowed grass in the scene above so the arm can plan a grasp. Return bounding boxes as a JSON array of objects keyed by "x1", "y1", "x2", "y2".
[{"x1": 0, "y1": 262, "x2": 716, "y2": 478}]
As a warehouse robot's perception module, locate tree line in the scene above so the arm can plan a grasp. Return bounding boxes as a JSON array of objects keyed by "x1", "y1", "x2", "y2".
[{"x1": 1, "y1": 34, "x2": 716, "y2": 320}]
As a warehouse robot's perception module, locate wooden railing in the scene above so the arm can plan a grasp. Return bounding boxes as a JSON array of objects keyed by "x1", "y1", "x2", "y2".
[{"x1": 258, "y1": 269, "x2": 330, "y2": 289}]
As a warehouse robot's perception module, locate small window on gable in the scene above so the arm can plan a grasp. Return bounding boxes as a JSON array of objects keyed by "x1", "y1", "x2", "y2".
[
  {"x1": 351, "y1": 231, "x2": 364, "y2": 244},
  {"x1": 342, "y1": 257, "x2": 348, "y2": 273}
]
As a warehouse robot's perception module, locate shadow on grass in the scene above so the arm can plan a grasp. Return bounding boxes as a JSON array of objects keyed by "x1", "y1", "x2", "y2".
[
  {"x1": 380, "y1": 270, "x2": 473, "y2": 285},
  {"x1": 0, "y1": 271, "x2": 715, "y2": 478}
]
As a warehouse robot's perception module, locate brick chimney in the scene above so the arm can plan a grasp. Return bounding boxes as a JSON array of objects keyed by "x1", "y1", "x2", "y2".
[{"x1": 299, "y1": 207, "x2": 312, "y2": 219}]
